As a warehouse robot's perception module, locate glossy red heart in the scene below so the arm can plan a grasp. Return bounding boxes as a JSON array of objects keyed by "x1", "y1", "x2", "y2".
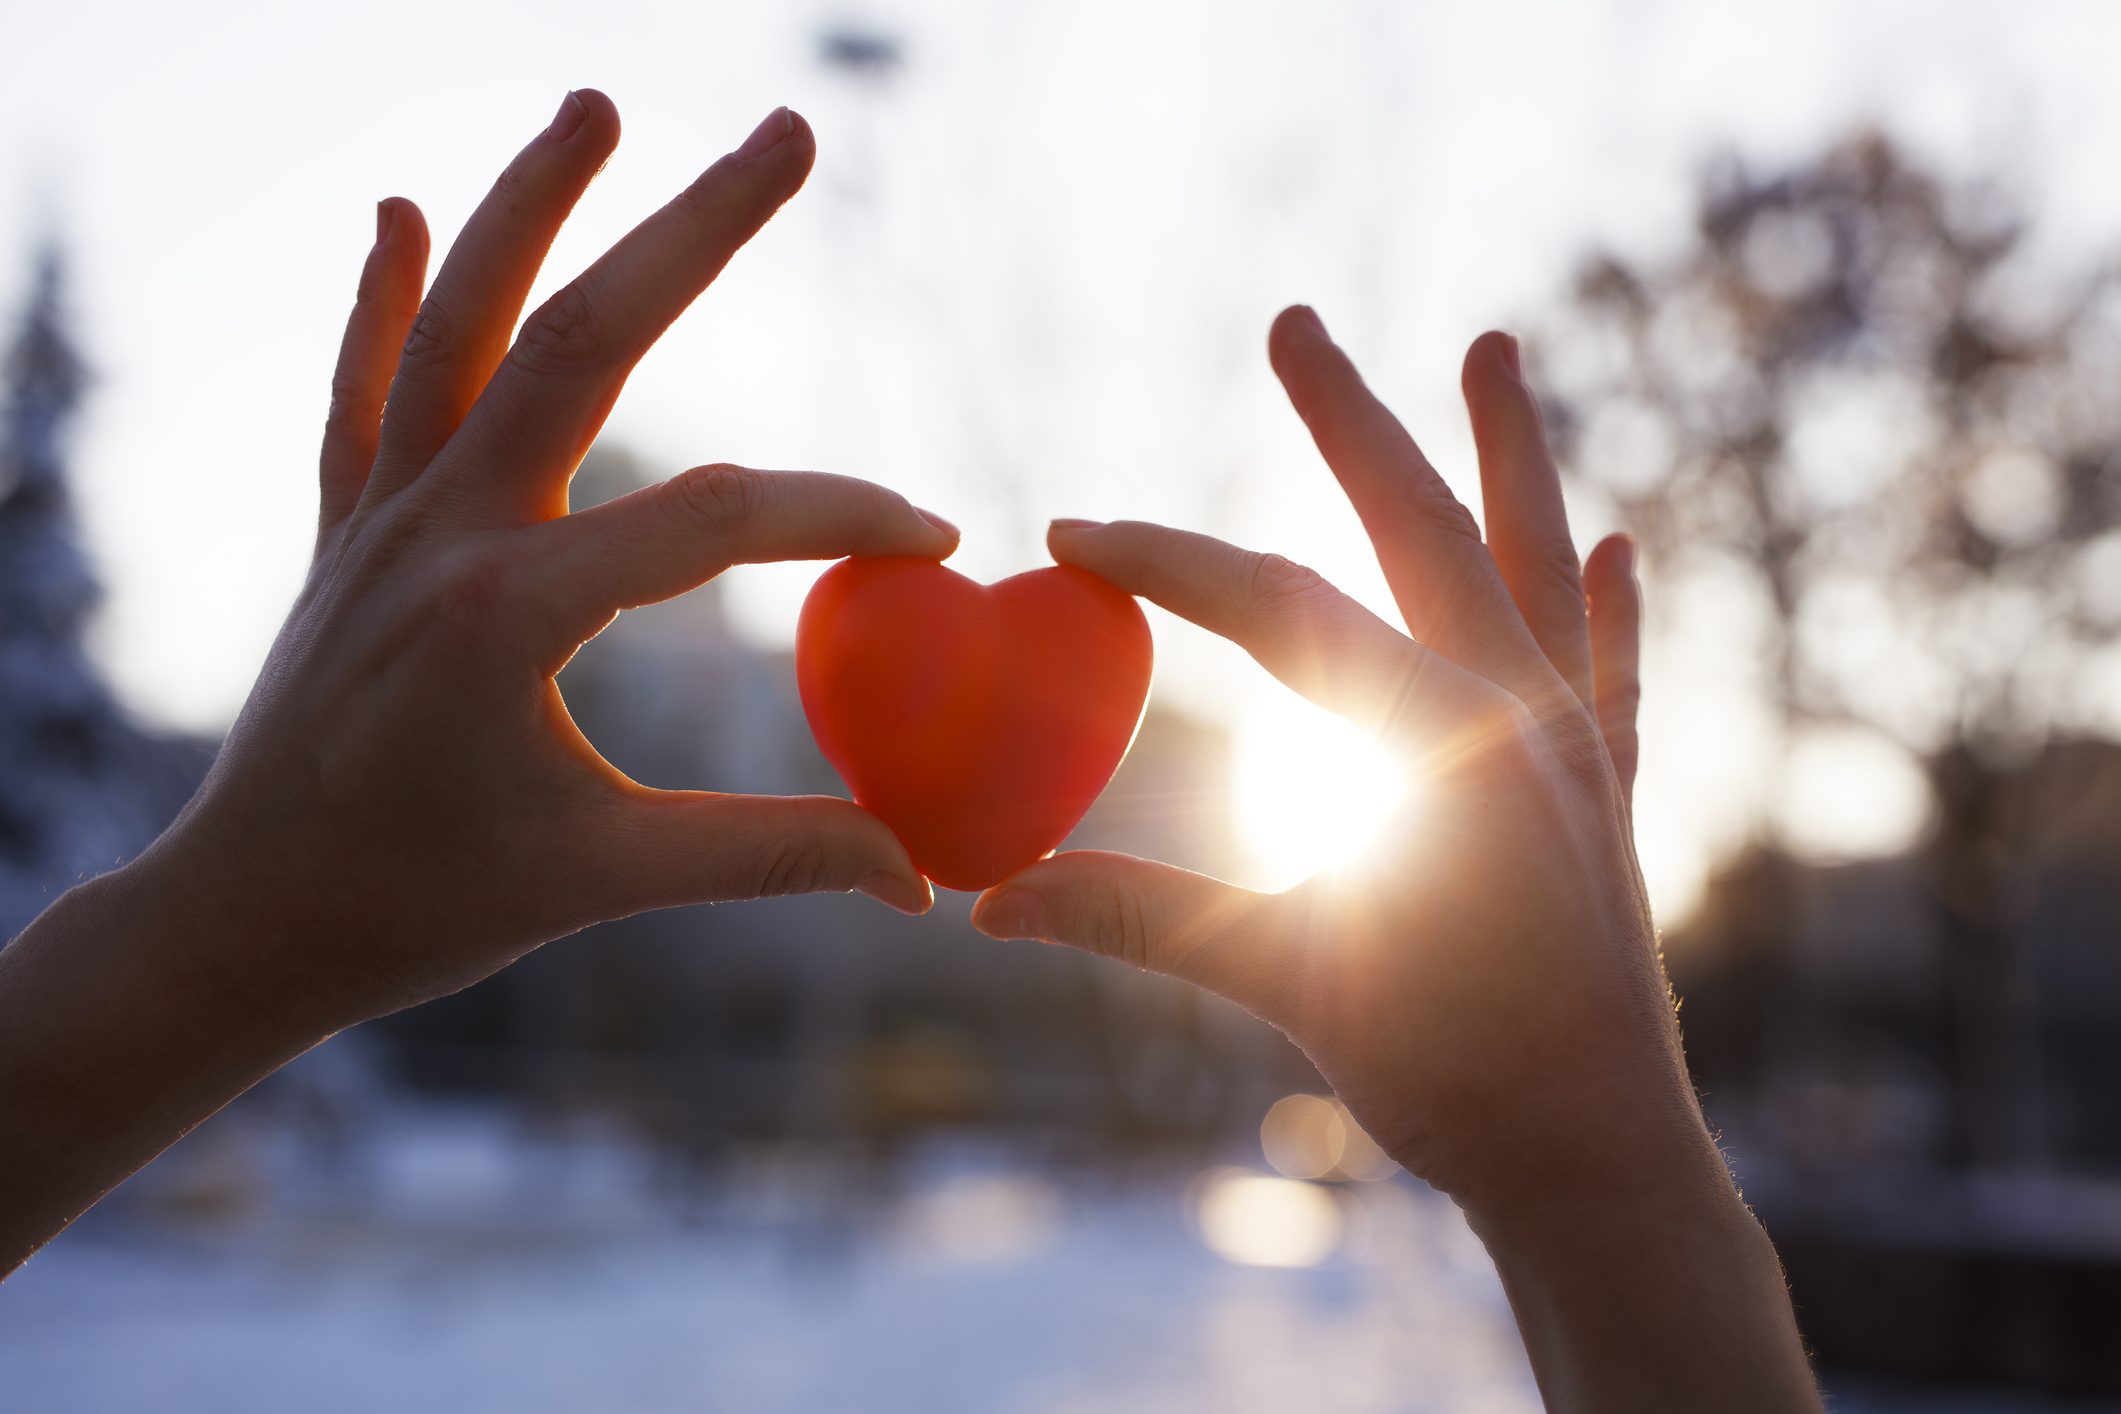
[{"x1": 795, "y1": 557, "x2": 1153, "y2": 892}]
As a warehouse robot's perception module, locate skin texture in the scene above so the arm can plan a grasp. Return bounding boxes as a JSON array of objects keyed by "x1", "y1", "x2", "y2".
[
  {"x1": 973, "y1": 310, "x2": 1823, "y2": 1411},
  {"x1": 0, "y1": 94, "x2": 955, "y2": 1272}
]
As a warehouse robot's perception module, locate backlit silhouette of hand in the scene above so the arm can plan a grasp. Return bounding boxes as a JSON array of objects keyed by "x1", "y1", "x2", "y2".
[
  {"x1": 158, "y1": 93, "x2": 948, "y2": 1029},
  {"x1": 975, "y1": 308, "x2": 1818, "y2": 1409},
  {"x1": 977, "y1": 309, "x2": 1660, "y2": 1205},
  {"x1": 1, "y1": 94, "x2": 956, "y2": 1273}
]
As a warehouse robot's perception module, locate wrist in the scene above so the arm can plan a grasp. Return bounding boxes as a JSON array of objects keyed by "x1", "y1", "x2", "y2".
[
  {"x1": 102, "y1": 819, "x2": 358, "y2": 1049},
  {"x1": 1453, "y1": 1112, "x2": 1821, "y2": 1412}
]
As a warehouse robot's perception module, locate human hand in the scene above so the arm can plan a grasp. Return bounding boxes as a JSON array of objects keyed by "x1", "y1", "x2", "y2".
[
  {"x1": 973, "y1": 310, "x2": 1818, "y2": 1407},
  {"x1": 144, "y1": 93, "x2": 949, "y2": 1033},
  {"x1": 973, "y1": 308, "x2": 1672, "y2": 1214}
]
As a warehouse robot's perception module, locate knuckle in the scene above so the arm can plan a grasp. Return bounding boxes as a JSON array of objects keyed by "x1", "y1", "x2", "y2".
[
  {"x1": 513, "y1": 281, "x2": 603, "y2": 373},
  {"x1": 669, "y1": 463, "x2": 763, "y2": 531},
  {"x1": 399, "y1": 303, "x2": 453, "y2": 364},
  {"x1": 1084, "y1": 883, "x2": 1156, "y2": 972},
  {"x1": 324, "y1": 359, "x2": 386, "y2": 430},
  {"x1": 1405, "y1": 482, "x2": 1484, "y2": 543},
  {"x1": 757, "y1": 836, "x2": 832, "y2": 898},
  {"x1": 1247, "y1": 552, "x2": 1331, "y2": 610},
  {"x1": 486, "y1": 161, "x2": 532, "y2": 216},
  {"x1": 671, "y1": 169, "x2": 739, "y2": 223},
  {"x1": 427, "y1": 549, "x2": 517, "y2": 645},
  {"x1": 1545, "y1": 701, "x2": 1616, "y2": 782},
  {"x1": 1524, "y1": 539, "x2": 1589, "y2": 602}
]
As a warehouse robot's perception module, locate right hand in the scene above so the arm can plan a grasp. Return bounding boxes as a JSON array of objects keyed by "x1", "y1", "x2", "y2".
[
  {"x1": 972, "y1": 308, "x2": 1698, "y2": 1220},
  {"x1": 970, "y1": 315, "x2": 1831, "y2": 1414}
]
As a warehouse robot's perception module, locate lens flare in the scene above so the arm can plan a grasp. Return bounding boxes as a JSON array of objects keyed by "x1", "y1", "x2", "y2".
[
  {"x1": 1233, "y1": 693, "x2": 1408, "y2": 892},
  {"x1": 1191, "y1": 1168, "x2": 1343, "y2": 1268}
]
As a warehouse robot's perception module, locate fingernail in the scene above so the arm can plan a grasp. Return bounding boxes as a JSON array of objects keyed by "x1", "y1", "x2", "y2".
[
  {"x1": 1049, "y1": 518, "x2": 1100, "y2": 533},
  {"x1": 736, "y1": 107, "x2": 794, "y2": 161},
  {"x1": 972, "y1": 889, "x2": 1051, "y2": 941},
  {"x1": 916, "y1": 507, "x2": 960, "y2": 539},
  {"x1": 1290, "y1": 305, "x2": 1328, "y2": 336},
  {"x1": 858, "y1": 870, "x2": 931, "y2": 916},
  {"x1": 1499, "y1": 333, "x2": 1523, "y2": 380},
  {"x1": 374, "y1": 200, "x2": 394, "y2": 245},
  {"x1": 1615, "y1": 533, "x2": 1637, "y2": 579},
  {"x1": 546, "y1": 91, "x2": 587, "y2": 142}
]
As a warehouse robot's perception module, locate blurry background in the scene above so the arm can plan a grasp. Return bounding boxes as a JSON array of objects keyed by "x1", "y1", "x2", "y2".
[{"x1": 4, "y1": 0, "x2": 2121, "y2": 1409}]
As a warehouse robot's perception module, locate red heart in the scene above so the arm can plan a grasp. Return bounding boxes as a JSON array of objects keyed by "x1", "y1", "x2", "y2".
[{"x1": 795, "y1": 557, "x2": 1153, "y2": 892}]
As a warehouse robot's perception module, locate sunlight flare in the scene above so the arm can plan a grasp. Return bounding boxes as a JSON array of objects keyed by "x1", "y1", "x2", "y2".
[{"x1": 1233, "y1": 693, "x2": 1410, "y2": 892}]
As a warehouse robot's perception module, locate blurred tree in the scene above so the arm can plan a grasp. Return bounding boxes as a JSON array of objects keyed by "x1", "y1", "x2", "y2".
[
  {"x1": 1543, "y1": 134, "x2": 2121, "y2": 1170},
  {"x1": 0, "y1": 244, "x2": 203, "y2": 938}
]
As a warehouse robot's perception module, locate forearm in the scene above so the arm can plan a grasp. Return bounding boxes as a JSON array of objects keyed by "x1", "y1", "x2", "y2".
[
  {"x1": 0, "y1": 840, "x2": 332, "y2": 1275},
  {"x1": 1464, "y1": 1126, "x2": 1820, "y2": 1412}
]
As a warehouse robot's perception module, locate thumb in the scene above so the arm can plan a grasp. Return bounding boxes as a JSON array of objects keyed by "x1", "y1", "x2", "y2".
[
  {"x1": 972, "y1": 851, "x2": 1293, "y2": 1015},
  {"x1": 602, "y1": 790, "x2": 932, "y2": 916}
]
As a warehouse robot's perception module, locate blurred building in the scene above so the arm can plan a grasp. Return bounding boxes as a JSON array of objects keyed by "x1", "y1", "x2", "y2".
[{"x1": 1673, "y1": 737, "x2": 2121, "y2": 1393}]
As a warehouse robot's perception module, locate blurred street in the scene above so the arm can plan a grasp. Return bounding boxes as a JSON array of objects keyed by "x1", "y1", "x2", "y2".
[
  {"x1": 2, "y1": 1091, "x2": 1537, "y2": 1414},
  {"x1": 1, "y1": 1087, "x2": 2107, "y2": 1413}
]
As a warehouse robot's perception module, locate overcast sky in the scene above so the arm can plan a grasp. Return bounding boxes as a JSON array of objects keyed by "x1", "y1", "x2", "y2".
[{"x1": 8, "y1": 0, "x2": 2121, "y2": 913}]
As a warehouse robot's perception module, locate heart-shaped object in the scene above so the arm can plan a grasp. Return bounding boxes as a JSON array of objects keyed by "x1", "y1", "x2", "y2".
[{"x1": 795, "y1": 556, "x2": 1153, "y2": 892}]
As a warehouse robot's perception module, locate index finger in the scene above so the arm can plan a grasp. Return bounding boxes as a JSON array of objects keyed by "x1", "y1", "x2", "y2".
[
  {"x1": 1047, "y1": 518, "x2": 1501, "y2": 750},
  {"x1": 523, "y1": 465, "x2": 958, "y2": 663}
]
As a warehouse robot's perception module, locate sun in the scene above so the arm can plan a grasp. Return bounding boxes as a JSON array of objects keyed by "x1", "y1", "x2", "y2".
[{"x1": 1232, "y1": 691, "x2": 1411, "y2": 892}]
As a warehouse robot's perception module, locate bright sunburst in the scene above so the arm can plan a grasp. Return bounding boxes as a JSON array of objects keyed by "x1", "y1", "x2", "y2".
[{"x1": 1232, "y1": 691, "x2": 1410, "y2": 892}]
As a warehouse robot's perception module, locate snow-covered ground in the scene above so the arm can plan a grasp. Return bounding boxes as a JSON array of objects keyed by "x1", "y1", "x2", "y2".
[
  {"x1": 0, "y1": 1099, "x2": 2099, "y2": 1412},
  {"x1": 1, "y1": 1101, "x2": 1539, "y2": 1413}
]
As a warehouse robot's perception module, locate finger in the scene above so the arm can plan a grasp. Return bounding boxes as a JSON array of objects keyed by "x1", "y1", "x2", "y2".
[
  {"x1": 317, "y1": 198, "x2": 429, "y2": 551},
  {"x1": 598, "y1": 789, "x2": 931, "y2": 917},
  {"x1": 973, "y1": 852, "x2": 1296, "y2": 1014},
  {"x1": 524, "y1": 465, "x2": 958, "y2": 663},
  {"x1": 441, "y1": 108, "x2": 817, "y2": 522},
  {"x1": 1266, "y1": 307, "x2": 1561, "y2": 707},
  {"x1": 1462, "y1": 331, "x2": 1596, "y2": 714},
  {"x1": 360, "y1": 89, "x2": 622, "y2": 506},
  {"x1": 1048, "y1": 519, "x2": 1500, "y2": 752},
  {"x1": 1584, "y1": 533, "x2": 1643, "y2": 808}
]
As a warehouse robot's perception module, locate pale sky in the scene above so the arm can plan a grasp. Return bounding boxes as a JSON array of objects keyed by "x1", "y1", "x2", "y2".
[{"x1": 8, "y1": 0, "x2": 2121, "y2": 916}]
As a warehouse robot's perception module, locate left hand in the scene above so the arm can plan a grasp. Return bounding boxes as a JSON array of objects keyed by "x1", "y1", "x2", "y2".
[
  {"x1": 143, "y1": 94, "x2": 951, "y2": 1033},
  {"x1": 1, "y1": 96, "x2": 957, "y2": 1274}
]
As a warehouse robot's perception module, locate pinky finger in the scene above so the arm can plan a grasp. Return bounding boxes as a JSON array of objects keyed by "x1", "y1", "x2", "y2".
[
  {"x1": 1584, "y1": 532, "x2": 1643, "y2": 809},
  {"x1": 972, "y1": 851, "x2": 1296, "y2": 1019},
  {"x1": 317, "y1": 198, "x2": 428, "y2": 552}
]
